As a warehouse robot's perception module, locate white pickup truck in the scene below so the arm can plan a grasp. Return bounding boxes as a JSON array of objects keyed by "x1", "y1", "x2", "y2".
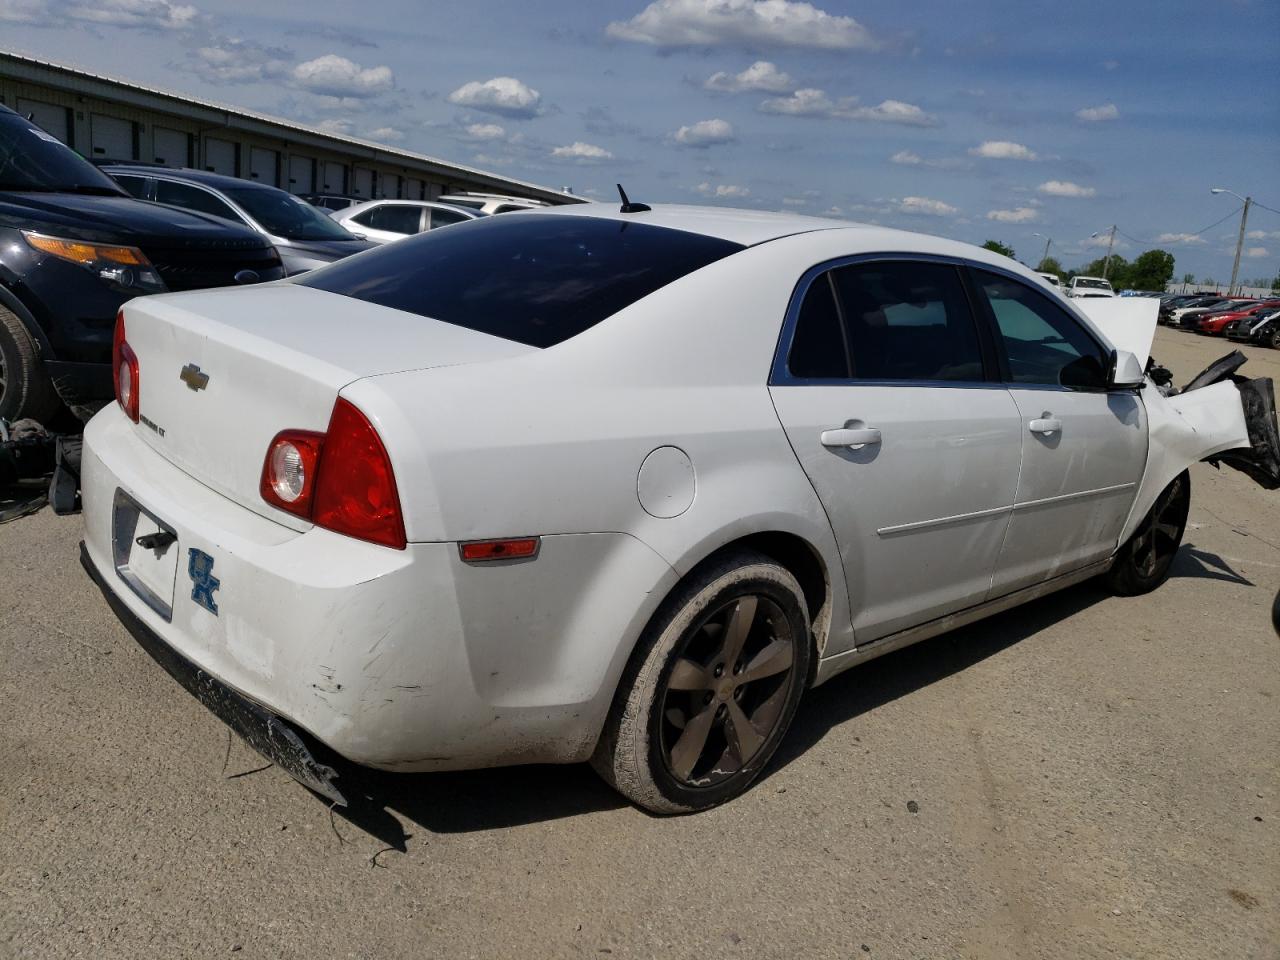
[{"x1": 1067, "y1": 276, "x2": 1116, "y2": 298}]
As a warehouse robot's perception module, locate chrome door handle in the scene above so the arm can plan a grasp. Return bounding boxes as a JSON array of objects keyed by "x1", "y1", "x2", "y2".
[
  {"x1": 820, "y1": 427, "x2": 882, "y2": 448},
  {"x1": 1029, "y1": 417, "x2": 1062, "y2": 436}
]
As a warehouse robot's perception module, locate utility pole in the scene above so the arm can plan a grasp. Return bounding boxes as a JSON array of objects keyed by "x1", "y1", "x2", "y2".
[
  {"x1": 1227, "y1": 196, "x2": 1252, "y2": 296},
  {"x1": 1032, "y1": 232, "x2": 1053, "y2": 271},
  {"x1": 1102, "y1": 224, "x2": 1116, "y2": 280}
]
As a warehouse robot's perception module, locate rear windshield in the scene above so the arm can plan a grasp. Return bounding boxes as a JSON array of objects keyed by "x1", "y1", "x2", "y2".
[
  {"x1": 298, "y1": 214, "x2": 744, "y2": 347},
  {"x1": 1074, "y1": 278, "x2": 1112, "y2": 289}
]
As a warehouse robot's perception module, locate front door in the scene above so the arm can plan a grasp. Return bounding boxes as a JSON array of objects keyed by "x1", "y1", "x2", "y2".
[
  {"x1": 970, "y1": 268, "x2": 1148, "y2": 596},
  {"x1": 769, "y1": 259, "x2": 1024, "y2": 646}
]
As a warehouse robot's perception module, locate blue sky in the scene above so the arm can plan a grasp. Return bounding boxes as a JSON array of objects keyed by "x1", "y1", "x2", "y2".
[{"x1": 4, "y1": 0, "x2": 1278, "y2": 281}]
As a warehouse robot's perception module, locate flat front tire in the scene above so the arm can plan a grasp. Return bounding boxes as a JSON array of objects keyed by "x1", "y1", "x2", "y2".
[
  {"x1": 1106, "y1": 471, "x2": 1191, "y2": 596},
  {"x1": 592, "y1": 550, "x2": 812, "y2": 814}
]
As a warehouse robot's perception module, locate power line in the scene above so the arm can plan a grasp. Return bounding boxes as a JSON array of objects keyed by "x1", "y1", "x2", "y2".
[
  {"x1": 1251, "y1": 199, "x2": 1280, "y2": 217},
  {"x1": 1112, "y1": 205, "x2": 1244, "y2": 247}
]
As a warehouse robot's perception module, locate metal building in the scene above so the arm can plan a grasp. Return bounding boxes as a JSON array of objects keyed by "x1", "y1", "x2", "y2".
[{"x1": 0, "y1": 50, "x2": 580, "y2": 206}]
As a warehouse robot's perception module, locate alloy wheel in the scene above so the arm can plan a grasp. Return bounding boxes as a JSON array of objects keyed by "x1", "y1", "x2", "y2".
[
  {"x1": 1131, "y1": 475, "x2": 1187, "y2": 579},
  {"x1": 659, "y1": 594, "x2": 799, "y2": 787}
]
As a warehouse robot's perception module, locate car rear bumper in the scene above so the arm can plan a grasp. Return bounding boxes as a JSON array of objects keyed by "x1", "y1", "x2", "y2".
[
  {"x1": 80, "y1": 405, "x2": 677, "y2": 773},
  {"x1": 79, "y1": 540, "x2": 346, "y2": 804}
]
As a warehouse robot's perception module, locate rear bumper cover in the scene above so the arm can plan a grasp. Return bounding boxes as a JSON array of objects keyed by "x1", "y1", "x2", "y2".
[{"x1": 79, "y1": 540, "x2": 346, "y2": 805}]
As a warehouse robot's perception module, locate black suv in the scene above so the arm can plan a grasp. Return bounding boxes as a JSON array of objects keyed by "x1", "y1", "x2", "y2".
[{"x1": 0, "y1": 105, "x2": 284, "y2": 421}]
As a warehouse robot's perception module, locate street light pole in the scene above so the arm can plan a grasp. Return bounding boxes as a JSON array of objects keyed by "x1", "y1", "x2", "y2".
[{"x1": 1212, "y1": 187, "x2": 1253, "y2": 296}]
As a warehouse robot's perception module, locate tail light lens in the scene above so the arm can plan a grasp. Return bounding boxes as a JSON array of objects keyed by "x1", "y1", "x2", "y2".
[
  {"x1": 112, "y1": 311, "x2": 139, "y2": 422},
  {"x1": 259, "y1": 398, "x2": 406, "y2": 550}
]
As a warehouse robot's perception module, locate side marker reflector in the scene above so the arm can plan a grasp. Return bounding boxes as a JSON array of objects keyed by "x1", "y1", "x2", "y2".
[{"x1": 460, "y1": 537, "x2": 540, "y2": 562}]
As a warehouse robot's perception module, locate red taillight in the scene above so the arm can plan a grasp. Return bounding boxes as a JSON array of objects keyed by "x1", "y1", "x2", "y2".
[
  {"x1": 260, "y1": 398, "x2": 406, "y2": 550},
  {"x1": 112, "y1": 311, "x2": 139, "y2": 422}
]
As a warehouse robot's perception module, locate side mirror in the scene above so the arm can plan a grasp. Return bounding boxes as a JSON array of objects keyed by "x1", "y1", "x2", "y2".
[{"x1": 1108, "y1": 349, "x2": 1146, "y2": 389}]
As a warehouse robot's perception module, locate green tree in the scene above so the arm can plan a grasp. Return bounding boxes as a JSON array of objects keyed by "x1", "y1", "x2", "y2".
[
  {"x1": 1271, "y1": 274, "x2": 1280, "y2": 292},
  {"x1": 1078, "y1": 255, "x2": 1130, "y2": 288},
  {"x1": 982, "y1": 239, "x2": 1015, "y2": 259},
  {"x1": 1037, "y1": 255, "x2": 1064, "y2": 276},
  {"x1": 1182, "y1": 273, "x2": 1195, "y2": 285},
  {"x1": 1126, "y1": 249, "x2": 1176, "y2": 291}
]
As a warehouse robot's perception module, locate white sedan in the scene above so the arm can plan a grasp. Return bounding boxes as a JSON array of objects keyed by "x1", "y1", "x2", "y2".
[{"x1": 79, "y1": 204, "x2": 1278, "y2": 813}]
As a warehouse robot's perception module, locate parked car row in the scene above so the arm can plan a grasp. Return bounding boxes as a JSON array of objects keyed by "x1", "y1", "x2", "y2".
[
  {"x1": 1158, "y1": 292, "x2": 1280, "y2": 348},
  {"x1": 0, "y1": 104, "x2": 548, "y2": 421}
]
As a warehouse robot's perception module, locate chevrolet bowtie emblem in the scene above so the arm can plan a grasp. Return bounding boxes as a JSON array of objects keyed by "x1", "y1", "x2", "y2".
[{"x1": 180, "y1": 363, "x2": 209, "y2": 391}]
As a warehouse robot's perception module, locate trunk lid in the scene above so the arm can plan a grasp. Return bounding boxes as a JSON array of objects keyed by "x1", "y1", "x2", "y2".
[{"x1": 121, "y1": 283, "x2": 534, "y2": 528}]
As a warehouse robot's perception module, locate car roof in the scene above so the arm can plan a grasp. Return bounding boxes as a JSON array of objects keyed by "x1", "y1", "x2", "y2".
[
  {"x1": 529, "y1": 202, "x2": 862, "y2": 246},
  {"x1": 339, "y1": 199, "x2": 481, "y2": 216},
  {"x1": 101, "y1": 164, "x2": 275, "y2": 193}
]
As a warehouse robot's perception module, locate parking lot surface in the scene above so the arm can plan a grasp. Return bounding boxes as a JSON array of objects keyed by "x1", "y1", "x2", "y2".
[{"x1": 2, "y1": 327, "x2": 1277, "y2": 960}]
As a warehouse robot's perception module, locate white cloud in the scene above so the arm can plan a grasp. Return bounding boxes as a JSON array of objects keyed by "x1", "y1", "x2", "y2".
[
  {"x1": 1102, "y1": 60, "x2": 1119, "y2": 71},
  {"x1": 849, "y1": 100, "x2": 937, "y2": 126},
  {"x1": 65, "y1": 0, "x2": 200, "y2": 30},
  {"x1": 1076, "y1": 103, "x2": 1120, "y2": 122},
  {"x1": 0, "y1": 0, "x2": 55, "y2": 23},
  {"x1": 465, "y1": 122, "x2": 506, "y2": 140},
  {"x1": 890, "y1": 150, "x2": 921, "y2": 165},
  {"x1": 696, "y1": 182, "x2": 750, "y2": 198},
  {"x1": 759, "y1": 88, "x2": 848, "y2": 116},
  {"x1": 607, "y1": 0, "x2": 879, "y2": 50},
  {"x1": 551, "y1": 141, "x2": 614, "y2": 161},
  {"x1": 969, "y1": 140, "x2": 1037, "y2": 160},
  {"x1": 1155, "y1": 233, "x2": 1206, "y2": 245},
  {"x1": 898, "y1": 196, "x2": 959, "y2": 217},
  {"x1": 367, "y1": 126, "x2": 404, "y2": 142},
  {"x1": 1246, "y1": 246, "x2": 1270, "y2": 259},
  {"x1": 781, "y1": 196, "x2": 808, "y2": 206},
  {"x1": 1038, "y1": 180, "x2": 1096, "y2": 198},
  {"x1": 986, "y1": 207, "x2": 1038, "y2": 223},
  {"x1": 291, "y1": 55, "x2": 393, "y2": 98},
  {"x1": 447, "y1": 76, "x2": 542, "y2": 118},
  {"x1": 1246, "y1": 229, "x2": 1280, "y2": 241},
  {"x1": 673, "y1": 117, "x2": 736, "y2": 147},
  {"x1": 315, "y1": 118, "x2": 354, "y2": 136},
  {"x1": 760, "y1": 89, "x2": 937, "y2": 125},
  {"x1": 189, "y1": 37, "x2": 291, "y2": 83},
  {"x1": 705, "y1": 60, "x2": 795, "y2": 93}
]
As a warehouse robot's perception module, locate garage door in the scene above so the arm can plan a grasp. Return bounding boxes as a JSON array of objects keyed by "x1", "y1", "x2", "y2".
[
  {"x1": 204, "y1": 138, "x2": 237, "y2": 175},
  {"x1": 403, "y1": 178, "x2": 425, "y2": 201},
  {"x1": 321, "y1": 161, "x2": 346, "y2": 193},
  {"x1": 152, "y1": 127, "x2": 191, "y2": 167},
  {"x1": 379, "y1": 173, "x2": 400, "y2": 199},
  {"x1": 352, "y1": 168, "x2": 373, "y2": 198},
  {"x1": 16, "y1": 98, "x2": 71, "y2": 146},
  {"x1": 286, "y1": 155, "x2": 314, "y2": 194},
  {"x1": 90, "y1": 114, "x2": 135, "y2": 161},
  {"x1": 249, "y1": 147, "x2": 279, "y2": 186}
]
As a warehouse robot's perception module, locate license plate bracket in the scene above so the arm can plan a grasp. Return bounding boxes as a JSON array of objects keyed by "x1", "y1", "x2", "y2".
[{"x1": 112, "y1": 489, "x2": 178, "y2": 621}]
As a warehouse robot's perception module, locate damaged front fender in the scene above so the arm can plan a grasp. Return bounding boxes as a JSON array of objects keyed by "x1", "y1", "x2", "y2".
[{"x1": 1120, "y1": 352, "x2": 1280, "y2": 544}]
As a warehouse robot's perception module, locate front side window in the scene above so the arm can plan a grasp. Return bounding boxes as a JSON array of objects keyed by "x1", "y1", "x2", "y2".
[
  {"x1": 975, "y1": 269, "x2": 1109, "y2": 389},
  {"x1": 154, "y1": 180, "x2": 239, "y2": 222},
  {"x1": 299, "y1": 214, "x2": 743, "y2": 348},
  {"x1": 830, "y1": 261, "x2": 985, "y2": 382}
]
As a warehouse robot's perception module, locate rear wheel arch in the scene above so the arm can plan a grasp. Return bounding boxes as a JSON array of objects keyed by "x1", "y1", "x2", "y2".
[{"x1": 672, "y1": 530, "x2": 832, "y2": 662}]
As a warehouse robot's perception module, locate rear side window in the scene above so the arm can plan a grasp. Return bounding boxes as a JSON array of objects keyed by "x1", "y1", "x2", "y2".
[
  {"x1": 155, "y1": 180, "x2": 238, "y2": 222},
  {"x1": 353, "y1": 204, "x2": 423, "y2": 235},
  {"x1": 787, "y1": 274, "x2": 849, "y2": 378},
  {"x1": 429, "y1": 207, "x2": 468, "y2": 228},
  {"x1": 299, "y1": 214, "x2": 744, "y2": 348},
  {"x1": 830, "y1": 261, "x2": 984, "y2": 382},
  {"x1": 113, "y1": 174, "x2": 149, "y2": 199}
]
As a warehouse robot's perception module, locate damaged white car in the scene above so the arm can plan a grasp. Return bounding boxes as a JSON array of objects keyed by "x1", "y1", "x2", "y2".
[{"x1": 79, "y1": 203, "x2": 1280, "y2": 814}]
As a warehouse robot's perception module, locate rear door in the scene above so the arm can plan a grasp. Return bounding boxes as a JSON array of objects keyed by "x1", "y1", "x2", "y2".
[
  {"x1": 769, "y1": 258, "x2": 1023, "y2": 645},
  {"x1": 972, "y1": 268, "x2": 1147, "y2": 596}
]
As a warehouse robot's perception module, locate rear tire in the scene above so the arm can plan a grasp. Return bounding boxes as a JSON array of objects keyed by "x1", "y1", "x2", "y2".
[
  {"x1": 592, "y1": 550, "x2": 812, "y2": 814},
  {"x1": 0, "y1": 305, "x2": 59, "y2": 424},
  {"x1": 1269, "y1": 328, "x2": 1280, "y2": 351},
  {"x1": 1106, "y1": 472, "x2": 1191, "y2": 596}
]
